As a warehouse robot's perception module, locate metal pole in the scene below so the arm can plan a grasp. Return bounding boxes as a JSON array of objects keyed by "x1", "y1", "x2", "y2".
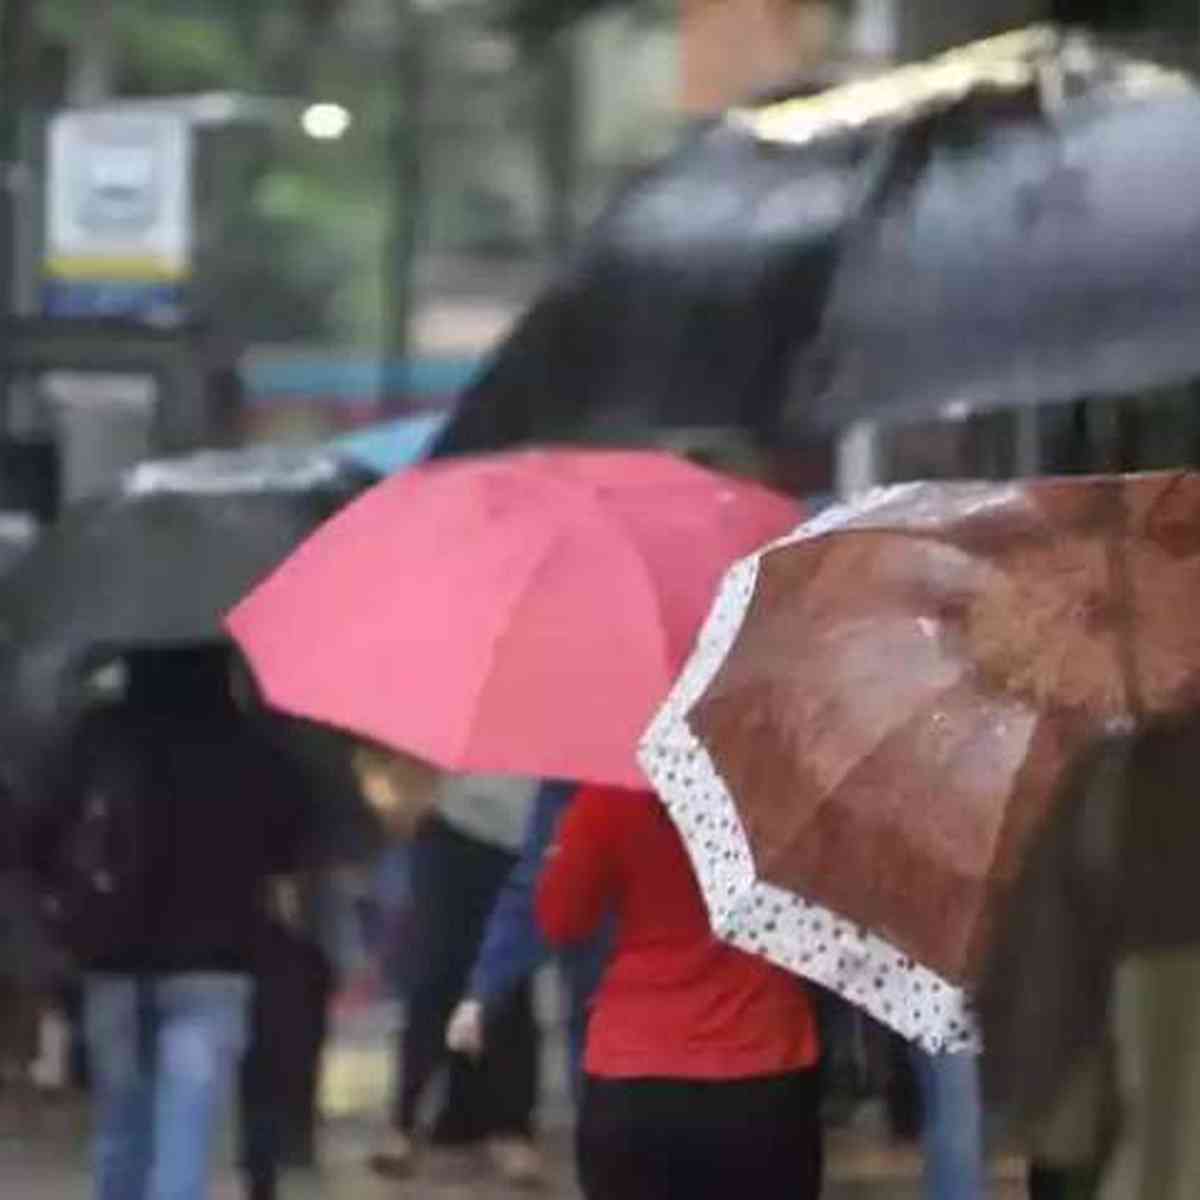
[
  {"x1": 0, "y1": 0, "x2": 34, "y2": 319},
  {"x1": 1013, "y1": 405, "x2": 1041, "y2": 477},
  {"x1": 540, "y1": 31, "x2": 578, "y2": 258},
  {"x1": 384, "y1": 4, "x2": 432, "y2": 416},
  {"x1": 836, "y1": 419, "x2": 882, "y2": 500},
  {"x1": 67, "y1": 0, "x2": 117, "y2": 106},
  {"x1": 0, "y1": 0, "x2": 36, "y2": 433}
]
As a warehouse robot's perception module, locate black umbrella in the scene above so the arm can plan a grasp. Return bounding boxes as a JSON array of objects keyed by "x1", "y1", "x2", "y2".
[
  {"x1": 0, "y1": 443, "x2": 368, "y2": 747},
  {"x1": 794, "y1": 37, "x2": 1200, "y2": 430},
  {"x1": 0, "y1": 445, "x2": 379, "y2": 865},
  {"x1": 0, "y1": 444, "x2": 366, "y2": 650},
  {"x1": 433, "y1": 28, "x2": 1200, "y2": 456},
  {"x1": 432, "y1": 114, "x2": 852, "y2": 454}
]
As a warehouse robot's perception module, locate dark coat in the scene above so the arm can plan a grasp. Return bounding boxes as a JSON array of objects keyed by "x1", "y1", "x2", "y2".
[{"x1": 29, "y1": 647, "x2": 310, "y2": 974}]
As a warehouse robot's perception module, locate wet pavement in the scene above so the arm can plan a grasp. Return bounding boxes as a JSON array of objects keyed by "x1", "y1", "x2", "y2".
[
  {"x1": 0, "y1": 1091, "x2": 1026, "y2": 1199},
  {"x1": 0, "y1": 998, "x2": 1026, "y2": 1198}
]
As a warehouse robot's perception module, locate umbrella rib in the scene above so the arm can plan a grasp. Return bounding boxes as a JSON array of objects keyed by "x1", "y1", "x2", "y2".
[
  {"x1": 735, "y1": 670, "x2": 972, "y2": 880},
  {"x1": 455, "y1": 524, "x2": 567, "y2": 767},
  {"x1": 592, "y1": 496, "x2": 686, "y2": 687}
]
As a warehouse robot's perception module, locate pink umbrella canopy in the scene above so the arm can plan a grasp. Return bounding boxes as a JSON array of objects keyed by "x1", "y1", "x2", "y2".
[{"x1": 227, "y1": 449, "x2": 800, "y2": 788}]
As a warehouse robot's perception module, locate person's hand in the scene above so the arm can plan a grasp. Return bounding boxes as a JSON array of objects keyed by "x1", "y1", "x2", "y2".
[{"x1": 446, "y1": 998, "x2": 485, "y2": 1057}]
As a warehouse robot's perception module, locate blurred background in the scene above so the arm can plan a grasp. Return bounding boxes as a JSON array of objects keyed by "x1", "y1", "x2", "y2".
[
  {"x1": 0, "y1": 0, "x2": 1194, "y2": 532},
  {"x1": 2, "y1": 4, "x2": 1200, "y2": 1199}
]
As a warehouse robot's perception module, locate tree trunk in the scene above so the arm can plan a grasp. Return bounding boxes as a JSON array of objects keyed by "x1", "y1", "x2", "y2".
[
  {"x1": 383, "y1": 5, "x2": 432, "y2": 414},
  {"x1": 0, "y1": 0, "x2": 35, "y2": 408},
  {"x1": 539, "y1": 31, "x2": 578, "y2": 257},
  {"x1": 67, "y1": 0, "x2": 117, "y2": 106},
  {"x1": 261, "y1": 0, "x2": 343, "y2": 94}
]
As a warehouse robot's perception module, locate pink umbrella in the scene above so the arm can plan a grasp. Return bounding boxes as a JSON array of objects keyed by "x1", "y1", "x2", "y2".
[{"x1": 227, "y1": 449, "x2": 799, "y2": 788}]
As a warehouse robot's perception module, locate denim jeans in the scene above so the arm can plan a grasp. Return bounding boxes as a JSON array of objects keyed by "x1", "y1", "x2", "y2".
[
  {"x1": 84, "y1": 973, "x2": 252, "y2": 1200},
  {"x1": 911, "y1": 1049, "x2": 987, "y2": 1200}
]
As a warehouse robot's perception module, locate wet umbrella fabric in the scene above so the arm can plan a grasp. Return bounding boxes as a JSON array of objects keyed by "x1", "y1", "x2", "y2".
[
  {"x1": 640, "y1": 472, "x2": 1200, "y2": 1052},
  {"x1": 0, "y1": 445, "x2": 365, "y2": 652},
  {"x1": 0, "y1": 445, "x2": 367, "y2": 755},
  {"x1": 433, "y1": 29, "x2": 1200, "y2": 456},
  {"x1": 228, "y1": 449, "x2": 799, "y2": 789},
  {"x1": 430, "y1": 115, "x2": 850, "y2": 455},
  {"x1": 791, "y1": 43, "x2": 1200, "y2": 430}
]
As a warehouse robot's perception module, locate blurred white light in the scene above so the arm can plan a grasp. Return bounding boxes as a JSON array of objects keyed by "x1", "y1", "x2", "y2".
[
  {"x1": 301, "y1": 103, "x2": 352, "y2": 140},
  {"x1": 940, "y1": 400, "x2": 973, "y2": 422}
]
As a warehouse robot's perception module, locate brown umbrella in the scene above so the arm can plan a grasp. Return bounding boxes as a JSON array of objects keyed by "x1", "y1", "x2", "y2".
[{"x1": 641, "y1": 471, "x2": 1200, "y2": 1049}]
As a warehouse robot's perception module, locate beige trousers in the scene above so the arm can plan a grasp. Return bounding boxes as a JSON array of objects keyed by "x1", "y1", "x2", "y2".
[{"x1": 1098, "y1": 950, "x2": 1200, "y2": 1200}]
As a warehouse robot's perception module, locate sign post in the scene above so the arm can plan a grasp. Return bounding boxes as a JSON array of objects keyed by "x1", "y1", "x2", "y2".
[{"x1": 43, "y1": 110, "x2": 192, "y2": 323}]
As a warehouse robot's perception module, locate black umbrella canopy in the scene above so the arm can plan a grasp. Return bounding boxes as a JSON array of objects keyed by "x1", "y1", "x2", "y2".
[
  {"x1": 433, "y1": 27, "x2": 1200, "y2": 456},
  {"x1": 0, "y1": 491, "x2": 332, "y2": 650},
  {"x1": 791, "y1": 33, "x2": 1200, "y2": 430},
  {"x1": 0, "y1": 444, "x2": 367, "y2": 651},
  {"x1": 0, "y1": 443, "x2": 368, "y2": 747},
  {"x1": 0, "y1": 446, "x2": 377, "y2": 869},
  {"x1": 433, "y1": 116, "x2": 858, "y2": 455}
]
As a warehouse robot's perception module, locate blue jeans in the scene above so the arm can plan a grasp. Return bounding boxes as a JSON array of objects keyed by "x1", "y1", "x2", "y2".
[
  {"x1": 911, "y1": 1049, "x2": 986, "y2": 1200},
  {"x1": 84, "y1": 973, "x2": 252, "y2": 1200}
]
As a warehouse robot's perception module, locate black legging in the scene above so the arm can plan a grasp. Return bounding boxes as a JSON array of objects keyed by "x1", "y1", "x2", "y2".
[{"x1": 577, "y1": 1069, "x2": 823, "y2": 1200}]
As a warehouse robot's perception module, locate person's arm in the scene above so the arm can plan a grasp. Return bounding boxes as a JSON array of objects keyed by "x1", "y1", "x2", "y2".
[
  {"x1": 447, "y1": 783, "x2": 573, "y2": 1056},
  {"x1": 465, "y1": 781, "x2": 574, "y2": 1007},
  {"x1": 536, "y1": 786, "x2": 623, "y2": 947}
]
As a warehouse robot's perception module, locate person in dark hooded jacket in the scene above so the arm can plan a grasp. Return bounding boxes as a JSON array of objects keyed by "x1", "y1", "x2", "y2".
[{"x1": 29, "y1": 646, "x2": 309, "y2": 1200}]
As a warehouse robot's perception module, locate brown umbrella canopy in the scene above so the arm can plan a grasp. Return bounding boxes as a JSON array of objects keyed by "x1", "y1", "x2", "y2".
[{"x1": 687, "y1": 472, "x2": 1200, "y2": 987}]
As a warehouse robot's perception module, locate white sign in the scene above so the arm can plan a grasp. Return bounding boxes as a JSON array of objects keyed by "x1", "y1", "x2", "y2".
[{"x1": 45, "y1": 110, "x2": 192, "y2": 284}]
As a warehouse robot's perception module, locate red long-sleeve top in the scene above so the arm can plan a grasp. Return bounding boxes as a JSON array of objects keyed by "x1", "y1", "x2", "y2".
[{"x1": 536, "y1": 785, "x2": 819, "y2": 1080}]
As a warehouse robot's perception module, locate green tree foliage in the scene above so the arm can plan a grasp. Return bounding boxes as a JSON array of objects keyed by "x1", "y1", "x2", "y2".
[
  {"x1": 495, "y1": 0, "x2": 661, "y2": 48},
  {"x1": 32, "y1": 0, "x2": 388, "y2": 346},
  {"x1": 30, "y1": 0, "x2": 592, "y2": 348}
]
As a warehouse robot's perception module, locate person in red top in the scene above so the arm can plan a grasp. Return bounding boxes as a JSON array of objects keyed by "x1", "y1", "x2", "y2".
[{"x1": 537, "y1": 784, "x2": 822, "y2": 1200}]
